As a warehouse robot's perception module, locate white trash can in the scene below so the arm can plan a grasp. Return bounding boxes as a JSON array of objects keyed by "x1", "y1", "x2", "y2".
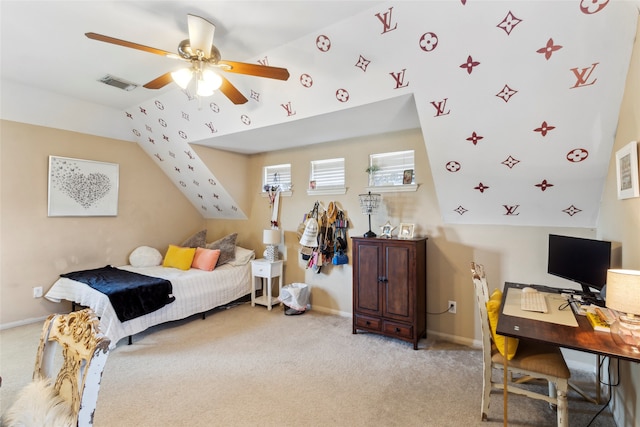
[{"x1": 278, "y1": 283, "x2": 310, "y2": 315}]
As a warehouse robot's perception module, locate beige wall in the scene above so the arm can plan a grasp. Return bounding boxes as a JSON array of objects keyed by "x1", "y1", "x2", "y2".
[
  {"x1": 204, "y1": 128, "x2": 599, "y2": 345},
  {"x1": 597, "y1": 18, "x2": 640, "y2": 427},
  {"x1": 0, "y1": 121, "x2": 205, "y2": 325}
]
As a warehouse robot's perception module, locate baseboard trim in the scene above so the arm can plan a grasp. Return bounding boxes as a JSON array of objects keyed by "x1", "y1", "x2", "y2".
[
  {"x1": 0, "y1": 315, "x2": 49, "y2": 331},
  {"x1": 427, "y1": 330, "x2": 480, "y2": 348}
]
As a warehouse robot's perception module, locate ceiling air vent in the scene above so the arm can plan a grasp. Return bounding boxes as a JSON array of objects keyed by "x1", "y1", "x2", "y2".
[{"x1": 99, "y1": 75, "x2": 138, "y2": 91}]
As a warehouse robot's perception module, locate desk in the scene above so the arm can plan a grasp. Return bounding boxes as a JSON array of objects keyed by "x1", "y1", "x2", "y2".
[{"x1": 496, "y1": 282, "x2": 640, "y2": 426}]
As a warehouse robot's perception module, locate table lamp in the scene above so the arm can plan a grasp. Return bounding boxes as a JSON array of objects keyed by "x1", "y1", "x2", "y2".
[
  {"x1": 605, "y1": 269, "x2": 640, "y2": 348},
  {"x1": 263, "y1": 229, "x2": 281, "y2": 262},
  {"x1": 358, "y1": 191, "x2": 381, "y2": 238}
]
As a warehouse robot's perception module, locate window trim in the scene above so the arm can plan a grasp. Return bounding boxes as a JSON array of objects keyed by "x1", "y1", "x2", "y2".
[
  {"x1": 308, "y1": 157, "x2": 346, "y2": 195},
  {"x1": 262, "y1": 163, "x2": 292, "y2": 193},
  {"x1": 368, "y1": 150, "x2": 415, "y2": 187}
]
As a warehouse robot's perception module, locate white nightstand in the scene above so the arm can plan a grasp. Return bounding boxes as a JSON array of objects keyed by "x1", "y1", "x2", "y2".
[{"x1": 250, "y1": 259, "x2": 283, "y2": 310}]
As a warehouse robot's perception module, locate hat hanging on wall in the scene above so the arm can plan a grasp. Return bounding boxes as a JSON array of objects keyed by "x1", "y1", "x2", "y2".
[
  {"x1": 299, "y1": 218, "x2": 319, "y2": 247},
  {"x1": 326, "y1": 201, "x2": 338, "y2": 225}
]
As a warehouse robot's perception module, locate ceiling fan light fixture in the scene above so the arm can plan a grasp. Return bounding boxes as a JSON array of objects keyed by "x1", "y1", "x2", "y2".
[
  {"x1": 196, "y1": 81, "x2": 214, "y2": 97},
  {"x1": 196, "y1": 71, "x2": 222, "y2": 96},
  {"x1": 171, "y1": 68, "x2": 193, "y2": 89},
  {"x1": 201, "y1": 69, "x2": 222, "y2": 90}
]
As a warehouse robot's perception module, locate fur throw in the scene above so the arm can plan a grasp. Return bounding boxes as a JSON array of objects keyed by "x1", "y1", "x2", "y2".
[{"x1": 3, "y1": 379, "x2": 75, "y2": 427}]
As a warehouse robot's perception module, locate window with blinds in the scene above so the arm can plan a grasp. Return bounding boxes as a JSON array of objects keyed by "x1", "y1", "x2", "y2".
[
  {"x1": 309, "y1": 158, "x2": 345, "y2": 190},
  {"x1": 263, "y1": 164, "x2": 291, "y2": 191},
  {"x1": 369, "y1": 150, "x2": 414, "y2": 186}
]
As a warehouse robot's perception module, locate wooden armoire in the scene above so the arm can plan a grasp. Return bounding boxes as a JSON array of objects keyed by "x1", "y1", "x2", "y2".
[{"x1": 351, "y1": 236, "x2": 427, "y2": 350}]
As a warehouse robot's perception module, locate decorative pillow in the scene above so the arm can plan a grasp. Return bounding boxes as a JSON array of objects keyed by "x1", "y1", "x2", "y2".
[
  {"x1": 206, "y1": 233, "x2": 237, "y2": 266},
  {"x1": 486, "y1": 289, "x2": 519, "y2": 360},
  {"x1": 228, "y1": 247, "x2": 256, "y2": 266},
  {"x1": 162, "y1": 245, "x2": 196, "y2": 270},
  {"x1": 3, "y1": 378, "x2": 75, "y2": 427},
  {"x1": 180, "y1": 229, "x2": 207, "y2": 248},
  {"x1": 129, "y1": 246, "x2": 163, "y2": 267},
  {"x1": 191, "y1": 248, "x2": 221, "y2": 271}
]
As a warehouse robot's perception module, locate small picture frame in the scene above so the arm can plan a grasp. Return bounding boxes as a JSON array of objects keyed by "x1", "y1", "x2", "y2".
[
  {"x1": 309, "y1": 180, "x2": 316, "y2": 190},
  {"x1": 398, "y1": 223, "x2": 414, "y2": 239},
  {"x1": 615, "y1": 141, "x2": 639, "y2": 200},
  {"x1": 403, "y1": 169, "x2": 414, "y2": 185},
  {"x1": 381, "y1": 221, "x2": 394, "y2": 238}
]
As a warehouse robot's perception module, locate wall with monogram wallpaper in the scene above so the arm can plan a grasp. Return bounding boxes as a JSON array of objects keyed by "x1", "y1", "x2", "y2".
[{"x1": 123, "y1": 1, "x2": 638, "y2": 227}]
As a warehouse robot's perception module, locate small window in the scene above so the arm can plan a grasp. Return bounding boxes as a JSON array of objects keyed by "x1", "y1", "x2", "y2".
[
  {"x1": 368, "y1": 150, "x2": 414, "y2": 186},
  {"x1": 309, "y1": 158, "x2": 345, "y2": 190},
  {"x1": 263, "y1": 164, "x2": 291, "y2": 191}
]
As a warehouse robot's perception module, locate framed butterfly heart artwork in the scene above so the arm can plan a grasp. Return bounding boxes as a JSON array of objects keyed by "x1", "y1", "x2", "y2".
[{"x1": 48, "y1": 156, "x2": 119, "y2": 216}]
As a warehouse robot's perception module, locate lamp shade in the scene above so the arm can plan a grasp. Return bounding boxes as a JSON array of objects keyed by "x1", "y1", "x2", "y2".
[
  {"x1": 358, "y1": 192, "x2": 381, "y2": 215},
  {"x1": 605, "y1": 269, "x2": 640, "y2": 315},
  {"x1": 263, "y1": 229, "x2": 281, "y2": 245}
]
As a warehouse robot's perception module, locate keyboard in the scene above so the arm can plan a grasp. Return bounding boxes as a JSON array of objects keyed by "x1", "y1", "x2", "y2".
[{"x1": 521, "y1": 292, "x2": 549, "y2": 313}]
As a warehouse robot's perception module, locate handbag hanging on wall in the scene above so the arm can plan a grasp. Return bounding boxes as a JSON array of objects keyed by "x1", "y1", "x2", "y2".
[{"x1": 332, "y1": 228, "x2": 348, "y2": 265}]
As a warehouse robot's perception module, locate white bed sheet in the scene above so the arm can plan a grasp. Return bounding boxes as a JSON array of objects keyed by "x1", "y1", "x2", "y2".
[{"x1": 45, "y1": 260, "x2": 252, "y2": 348}]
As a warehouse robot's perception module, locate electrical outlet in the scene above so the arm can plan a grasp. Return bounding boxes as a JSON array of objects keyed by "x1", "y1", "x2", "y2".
[
  {"x1": 33, "y1": 286, "x2": 43, "y2": 298},
  {"x1": 448, "y1": 300, "x2": 457, "y2": 314}
]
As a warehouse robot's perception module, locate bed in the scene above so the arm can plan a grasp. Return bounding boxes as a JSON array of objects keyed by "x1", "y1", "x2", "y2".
[{"x1": 45, "y1": 246, "x2": 255, "y2": 348}]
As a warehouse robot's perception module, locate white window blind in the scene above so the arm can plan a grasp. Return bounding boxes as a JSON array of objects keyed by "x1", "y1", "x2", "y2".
[
  {"x1": 369, "y1": 150, "x2": 414, "y2": 186},
  {"x1": 310, "y1": 158, "x2": 345, "y2": 189},
  {"x1": 263, "y1": 164, "x2": 291, "y2": 191}
]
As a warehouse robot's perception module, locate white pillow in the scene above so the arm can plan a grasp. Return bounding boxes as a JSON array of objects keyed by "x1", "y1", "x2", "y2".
[
  {"x1": 129, "y1": 246, "x2": 163, "y2": 267},
  {"x1": 228, "y1": 247, "x2": 255, "y2": 266}
]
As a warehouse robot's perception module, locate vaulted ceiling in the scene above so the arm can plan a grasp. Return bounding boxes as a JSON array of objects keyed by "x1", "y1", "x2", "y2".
[{"x1": 2, "y1": 1, "x2": 638, "y2": 225}]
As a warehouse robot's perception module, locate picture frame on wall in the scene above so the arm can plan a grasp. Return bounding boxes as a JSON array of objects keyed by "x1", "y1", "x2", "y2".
[
  {"x1": 48, "y1": 156, "x2": 119, "y2": 217},
  {"x1": 615, "y1": 141, "x2": 639, "y2": 200},
  {"x1": 398, "y1": 223, "x2": 414, "y2": 239},
  {"x1": 403, "y1": 169, "x2": 413, "y2": 185}
]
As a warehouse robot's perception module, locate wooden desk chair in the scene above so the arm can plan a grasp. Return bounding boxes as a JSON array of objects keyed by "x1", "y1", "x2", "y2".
[
  {"x1": 3, "y1": 308, "x2": 110, "y2": 427},
  {"x1": 470, "y1": 262, "x2": 570, "y2": 427}
]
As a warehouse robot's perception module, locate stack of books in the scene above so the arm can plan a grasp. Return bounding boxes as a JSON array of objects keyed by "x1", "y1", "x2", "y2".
[{"x1": 585, "y1": 306, "x2": 617, "y2": 332}]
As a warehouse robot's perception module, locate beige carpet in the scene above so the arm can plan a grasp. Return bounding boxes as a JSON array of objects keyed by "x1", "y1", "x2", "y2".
[{"x1": 1, "y1": 302, "x2": 616, "y2": 426}]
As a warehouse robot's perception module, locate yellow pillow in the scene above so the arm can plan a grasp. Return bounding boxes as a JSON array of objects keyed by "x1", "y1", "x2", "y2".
[
  {"x1": 486, "y1": 289, "x2": 519, "y2": 360},
  {"x1": 163, "y1": 245, "x2": 196, "y2": 270}
]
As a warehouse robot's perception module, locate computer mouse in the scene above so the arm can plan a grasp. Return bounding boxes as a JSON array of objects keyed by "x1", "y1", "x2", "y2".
[{"x1": 522, "y1": 287, "x2": 537, "y2": 293}]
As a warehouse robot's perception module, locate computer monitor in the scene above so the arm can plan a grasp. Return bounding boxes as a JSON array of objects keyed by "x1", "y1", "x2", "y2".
[{"x1": 547, "y1": 234, "x2": 611, "y2": 298}]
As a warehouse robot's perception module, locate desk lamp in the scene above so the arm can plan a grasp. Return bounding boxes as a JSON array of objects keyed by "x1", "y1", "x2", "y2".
[
  {"x1": 605, "y1": 269, "x2": 640, "y2": 348},
  {"x1": 358, "y1": 191, "x2": 381, "y2": 238},
  {"x1": 263, "y1": 229, "x2": 281, "y2": 261}
]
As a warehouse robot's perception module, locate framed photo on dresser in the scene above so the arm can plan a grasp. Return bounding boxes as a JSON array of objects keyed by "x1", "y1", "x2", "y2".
[{"x1": 398, "y1": 223, "x2": 414, "y2": 239}]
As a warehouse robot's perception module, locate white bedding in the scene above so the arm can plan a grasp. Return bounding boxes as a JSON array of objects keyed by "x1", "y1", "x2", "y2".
[{"x1": 45, "y1": 249, "x2": 254, "y2": 348}]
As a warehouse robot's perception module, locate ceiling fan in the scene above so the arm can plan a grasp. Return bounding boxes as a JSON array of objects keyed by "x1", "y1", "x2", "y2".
[{"x1": 86, "y1": 14, "x2": 290, "y2": 104}]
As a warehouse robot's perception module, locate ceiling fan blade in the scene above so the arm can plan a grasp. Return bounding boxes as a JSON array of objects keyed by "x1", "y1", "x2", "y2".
[
  {"x1": 143, "y1": 72, "x2": 174, "y2": 89},
  {"x1": 187, "y1": 14, "x2": 215, "y2": 58},
  {"x1": 218, "y1": 61, "x2": 290, "y2": 81},
  {"x1": 85, "y1": 32, "x2": 181, "y2": 59},
  {"x1": 219, "y1": 76, "x2": 248, "y2": 104}
]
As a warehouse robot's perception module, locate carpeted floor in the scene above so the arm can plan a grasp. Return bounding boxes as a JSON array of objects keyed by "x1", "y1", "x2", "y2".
[{"x1": 1, "y1": 302, "x2": 616, "y2": 426}]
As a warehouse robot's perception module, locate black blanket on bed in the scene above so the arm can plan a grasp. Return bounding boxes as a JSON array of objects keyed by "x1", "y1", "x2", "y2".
[{"x1": 60, "y1": 265, "x2": 175, "y2": 322}]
